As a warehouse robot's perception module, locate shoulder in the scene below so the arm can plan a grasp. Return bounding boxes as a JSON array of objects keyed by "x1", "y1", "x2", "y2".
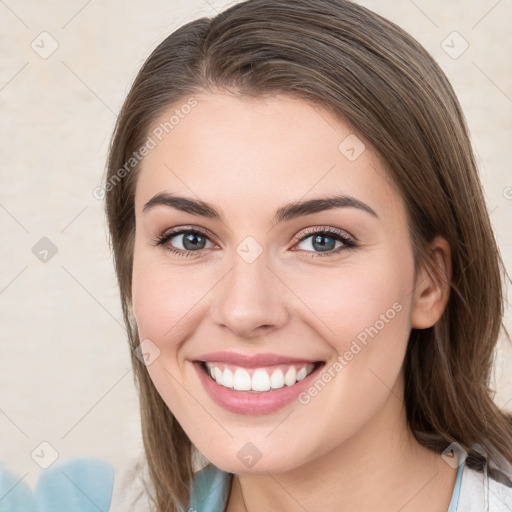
[
  {"x1": 188, "y1": 463, "x2": 233, "y2": 512},
  {"x1": 457, "y1": 464, "x2": 512, "y2": 511}
]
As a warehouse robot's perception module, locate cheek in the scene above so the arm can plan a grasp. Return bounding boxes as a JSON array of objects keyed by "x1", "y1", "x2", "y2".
[
  {"x1": 283, "y1": 254, "x2": 414, "y2": 446},
  {"x1": 291, "y1": 252, "x2": 414, "y2": 355},
  {"x1": 131, "y1": 255, "x2": 205, "y2": 414},
  {"x1": 285, "y1": 250, "x2": 415, "y2": 434},
  {"x1": 131, "y1": 242, "x2": 211, "y2": 353}
]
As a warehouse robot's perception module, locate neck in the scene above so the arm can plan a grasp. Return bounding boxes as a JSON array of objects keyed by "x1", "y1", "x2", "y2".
[{"x1": 227, "y1": 380, "x2": 457, "y2": 512}]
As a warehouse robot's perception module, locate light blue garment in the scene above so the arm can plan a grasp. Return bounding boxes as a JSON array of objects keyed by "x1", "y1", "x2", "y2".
[
  {"x1": 0, "y1": 461, "x2": 37, "y2": 511},
  {"x1": 186, "y1": 463, "x2": 232, "y2": 511},
  {"x1": 447, "y1": 460, "x2": 465, "y2": 511},
  {"x1": 0, "y1": 457, "x2": 114, "y2": 512}
]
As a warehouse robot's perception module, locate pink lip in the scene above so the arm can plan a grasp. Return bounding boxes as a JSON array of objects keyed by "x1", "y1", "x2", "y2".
[
  {"x1": 193, "y1": 360, "x2": 325, "y2": 416},
  {"x1": 196, "y1": 351, "x2": 319, "y2": 368}
]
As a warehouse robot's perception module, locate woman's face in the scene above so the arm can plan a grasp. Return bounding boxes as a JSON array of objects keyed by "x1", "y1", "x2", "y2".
[{"x1": 132, "y1": 92, "x2": 421, "y2": 473}]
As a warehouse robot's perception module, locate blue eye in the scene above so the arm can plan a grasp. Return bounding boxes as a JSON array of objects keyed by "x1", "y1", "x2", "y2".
[
  {"x1": 294, "y1": 228, "x2": 356, "y2": 257},
  {"x1": 154, "y1": 226, "x2": 356, "y2": 258},
  {"x1": 154, "y1": 229, "x2": 215, "y2": 258}
]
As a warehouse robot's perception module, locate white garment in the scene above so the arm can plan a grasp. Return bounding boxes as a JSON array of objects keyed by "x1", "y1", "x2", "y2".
[{"x1": 456, "y1": 464, "x2": 512, "y2": 511}]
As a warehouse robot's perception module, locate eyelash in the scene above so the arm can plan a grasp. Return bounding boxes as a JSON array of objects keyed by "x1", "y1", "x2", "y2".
[{"x1": 153, "y1": 226, "x2": 357, "y2": 259}]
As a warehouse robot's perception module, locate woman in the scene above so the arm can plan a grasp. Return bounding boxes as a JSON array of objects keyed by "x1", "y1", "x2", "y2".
[{"x1": 105, "y1": 0, "x2": 512, "y2": 510}]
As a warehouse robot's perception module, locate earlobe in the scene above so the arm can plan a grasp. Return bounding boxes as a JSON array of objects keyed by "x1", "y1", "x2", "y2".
[{"x1": 411, "y1": 236, "x2": 452, "y2": 330}]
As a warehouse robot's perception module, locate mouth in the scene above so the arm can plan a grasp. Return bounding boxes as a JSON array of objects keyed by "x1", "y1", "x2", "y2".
[
  {"x1": 192, "y1": 356, "x2": 326, "y2": 415},
  {"x1": 199, "y1": 360, "x2": 323, "y2": 392}
]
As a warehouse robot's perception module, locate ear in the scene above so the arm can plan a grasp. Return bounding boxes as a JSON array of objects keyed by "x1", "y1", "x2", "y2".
[{"x1": 411, "y1": 236, "x2": 452, "y2": 329}]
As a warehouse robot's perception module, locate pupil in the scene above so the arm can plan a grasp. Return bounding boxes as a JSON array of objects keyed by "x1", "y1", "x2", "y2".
[
  {"x1": 313, "y1": 234, "x2": 335, "y2": 252},
  {"x1": 183, "y1": 233, "x2": 205, "y2": 250}
]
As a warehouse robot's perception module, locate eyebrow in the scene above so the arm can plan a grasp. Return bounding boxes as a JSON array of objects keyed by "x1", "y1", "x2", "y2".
[{"x1": 142, "y1": 192, "x2": 378, "y2": 223}]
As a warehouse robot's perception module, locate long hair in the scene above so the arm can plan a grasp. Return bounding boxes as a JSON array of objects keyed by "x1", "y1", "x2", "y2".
[{"x1": 104, "y1": 1, "x2": 512, "y2": 509}]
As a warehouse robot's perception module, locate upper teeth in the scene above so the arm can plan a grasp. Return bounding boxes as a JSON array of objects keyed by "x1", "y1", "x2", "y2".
[{"x1": 205, "y1": 362, "x2": 315, "y2": 392}]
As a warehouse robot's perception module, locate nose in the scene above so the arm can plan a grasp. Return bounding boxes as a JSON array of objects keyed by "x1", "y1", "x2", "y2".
[{"x1": 211, "y1": 250, "x2": 290, "y2": 339}]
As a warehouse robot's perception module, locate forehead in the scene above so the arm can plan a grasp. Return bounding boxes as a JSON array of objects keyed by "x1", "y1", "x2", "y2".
[{"x1": 134, "y1": 92, "x2": 405, "y2": 224}]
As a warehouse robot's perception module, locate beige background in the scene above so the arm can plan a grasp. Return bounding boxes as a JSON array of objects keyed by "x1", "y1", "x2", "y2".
[{"x1": 0, "y1": 0, "x2": 511, "y2": 491}]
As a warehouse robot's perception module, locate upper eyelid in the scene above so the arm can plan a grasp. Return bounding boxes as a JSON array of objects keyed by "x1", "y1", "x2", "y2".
[
  {"x1": 160, "y1": 225, "x2": 355, "y2": 247},
  {"x1": 160, "y1": 225, "x2": 217, "y2": 242},
  {"x1": 294, "y1": 226, "x2": 355, "y2": 242}
]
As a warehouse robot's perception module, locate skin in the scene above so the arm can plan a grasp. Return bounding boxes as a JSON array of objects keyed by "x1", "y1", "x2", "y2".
[{"x1": 131, "y1": 91, "x2": 455, "y2": 512}]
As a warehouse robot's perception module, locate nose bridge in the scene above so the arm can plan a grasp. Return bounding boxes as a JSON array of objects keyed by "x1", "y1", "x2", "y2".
[{"x1": 212, "y1": 243, "x2": 288, "y2": 337}]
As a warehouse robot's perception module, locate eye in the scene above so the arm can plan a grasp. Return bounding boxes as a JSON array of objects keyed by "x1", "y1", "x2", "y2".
[
  {"x1": 153, "y1": 225, "x2": 357, "y2": 259},
  {"x1": 153, "y1": 228, "x2": 216, "y2": 258},
  {"x1": 292, "y1": 227, "x2": 356, "y2": 257}
]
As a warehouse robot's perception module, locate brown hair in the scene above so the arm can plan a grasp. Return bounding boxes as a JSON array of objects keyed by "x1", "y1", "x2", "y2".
[{"x1": 104, "y1": 0, "x2": 512, "y2": 509}]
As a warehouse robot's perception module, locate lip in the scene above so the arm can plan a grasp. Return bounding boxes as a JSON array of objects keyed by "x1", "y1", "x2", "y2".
[
  {"x1": 196, "y1": 351, "x2": 318, "y2": 368},
  {"x1": 193, "y1": 359, "x2": 325, "y2": 415}
]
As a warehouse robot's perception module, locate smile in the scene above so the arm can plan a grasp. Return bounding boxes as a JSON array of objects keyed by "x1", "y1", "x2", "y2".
[
  {"x1": 203, "y1": 362, "x2": 317, "y2": 392},
  {"x1": 193, "y1": 353, "x2": 325, "y2": 415}
]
